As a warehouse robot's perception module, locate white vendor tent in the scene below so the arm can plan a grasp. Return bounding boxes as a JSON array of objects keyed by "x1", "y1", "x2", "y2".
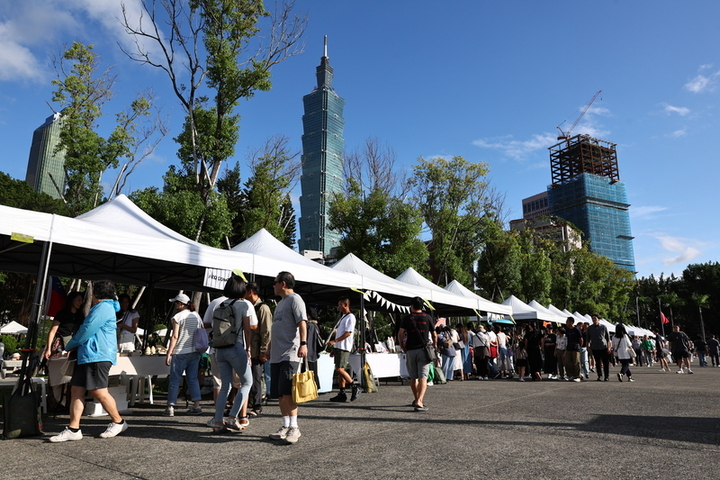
[
  {"x1": 443, "y1": 280, "x2": 512, "y2": 316},
  {"x1": 528, "y1": 300, "x2": 567, "y2": 323},
  {"x1": 0, "y1": 321, "x2": 28, "y2": 335},
  {"x1": 502, "y1": 295, "x2": 559, "y2": 322}
]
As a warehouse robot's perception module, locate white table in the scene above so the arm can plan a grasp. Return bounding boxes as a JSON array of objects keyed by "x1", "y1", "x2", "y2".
[
  {"x1": 348, "y1": 353, "x2": 408, "y2": 380},
  {"x1": 110, "y1": 354, "x2": 170, "y2": 406}
]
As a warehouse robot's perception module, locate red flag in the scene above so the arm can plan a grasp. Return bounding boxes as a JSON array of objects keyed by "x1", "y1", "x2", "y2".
[
  {"x1": 660, "y1": 312, "x2": 670, "y2": 325},
  {"x1": 45, "y1": 277, "x2": 66, "y2": 317}
]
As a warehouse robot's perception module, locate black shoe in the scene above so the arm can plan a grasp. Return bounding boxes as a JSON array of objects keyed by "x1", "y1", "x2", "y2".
[
  {"x1": 329, "y1": 392, "x2": 347, "y2": 403},
  {"x1": 350, "y1": 384, "x2": 362, "y2": 402},
  {"x1": 604, "y1": 377, "x2": 609, "y2": 381},
  {"x1": 596, "y1": 377, "x2": 602, "y2": 381}
]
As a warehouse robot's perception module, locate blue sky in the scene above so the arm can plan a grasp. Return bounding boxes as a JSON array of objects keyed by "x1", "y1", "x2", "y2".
[{"x1": 1, "y1": 1, "x2": 718, "y2": 280}]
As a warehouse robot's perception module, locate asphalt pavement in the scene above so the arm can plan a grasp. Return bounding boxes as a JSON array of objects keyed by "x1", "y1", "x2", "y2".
[{"x1": 2, "y1": 363, "x2": 719, "y2": 480}]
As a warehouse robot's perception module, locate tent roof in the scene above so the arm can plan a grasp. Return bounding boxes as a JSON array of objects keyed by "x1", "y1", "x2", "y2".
[
  {"x1": 394, "y1": 268, "x2": 488, "y2": 316},
  {"x1": 501, "y1": 295, "x2": 558, "y2": 321},
  {"x1": 0, "y1": 196, "x2": 254, "y2": 290},
  {"x1": 528, "y1": 300, "x2": 567, "y2": 323},
  {"x1": 0, "y1": 320, "x2": 28, "y2": 334},
  {"x1": 443, "y1": 280, "x2": 512, "y2": 316}
]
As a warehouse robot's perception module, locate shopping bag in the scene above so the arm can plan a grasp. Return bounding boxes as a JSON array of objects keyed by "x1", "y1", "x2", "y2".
[{"x1": 292, "y1": 358, "x2": 318, "y2": 404}]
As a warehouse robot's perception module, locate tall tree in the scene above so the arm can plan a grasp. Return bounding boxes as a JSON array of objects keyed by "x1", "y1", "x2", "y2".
[
  {"x1": 328, "y1": 179, "x2": 428, "y2": 278},
  {"x1": 121, "y1": 0, "x2": 306, "y2": 241},
  {"x1": 475, "y1": 220, "x2": 522, "y2": 302},
  {"x1": 411, "y1": 155, "x2": 502, "y2": 286},
  {"x1": 238, "y1": 135, "x2": 300, "y2": 245}
]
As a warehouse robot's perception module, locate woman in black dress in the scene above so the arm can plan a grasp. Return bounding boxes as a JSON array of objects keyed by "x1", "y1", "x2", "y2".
[{"x1": 524, "y1": 322, "x2": 544, "y2": 381}]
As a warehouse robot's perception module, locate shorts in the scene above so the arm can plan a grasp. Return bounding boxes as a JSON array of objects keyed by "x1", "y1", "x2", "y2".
[
  {"x1": 515, "y1": 358, "x2": 528, "y2": 367},
  {"x1": 270, "y1": 361, "x2": 299, "y2": 398},
  {"x1": 334, "y1": 349, "x2": 350, "y2": 369},
  {"x1": 673, "y1": 350, "x2": 691, "y2": 359},
  {"x1": 405, "y1": 348, "x2": 431, "y2": 380},
  {"x1": 70, "y1": 361, "x2": 112, "y2": 391}
]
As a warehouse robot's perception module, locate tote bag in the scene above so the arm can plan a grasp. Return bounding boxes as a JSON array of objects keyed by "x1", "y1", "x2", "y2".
[{"x1": 292, "y1": 357, "x2": 318, "y2": 404}]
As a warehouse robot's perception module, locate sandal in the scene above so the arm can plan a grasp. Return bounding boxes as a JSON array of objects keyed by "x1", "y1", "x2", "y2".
[
  {"x1": 223, "y1": 417, "x2": 244, "y2": 432},
  {"x1": 248, "y1": 409, "x2": 262, "y2": 417}
]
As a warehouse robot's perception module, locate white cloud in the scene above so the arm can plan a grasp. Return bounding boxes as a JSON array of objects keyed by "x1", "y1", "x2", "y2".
[
  {"x1": 473, "y1": 133, "x2": 557, "y2": 160},
  {"x1": 631, "y1": 205, "x2": 667, "y2": 219},
  {"x1": 684, "y1": 64, "x2": 720, "y2": 93},
  {"x1": 0, "y1": 0, "x2": 157, "y2": 83},
  {"x1": 653, "y1": 234, "x2": 706, "y2": 266},
  {"x1": 670, "y1": 128, "x2": 687, "y2": 138},
  {"x1": 661, "y1": 103, "x2": 690, "y2": 116}
]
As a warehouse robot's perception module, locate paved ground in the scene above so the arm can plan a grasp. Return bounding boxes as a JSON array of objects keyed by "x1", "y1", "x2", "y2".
[{"x1": 2, "y1": 364, "x2": 719, "y2": 480}]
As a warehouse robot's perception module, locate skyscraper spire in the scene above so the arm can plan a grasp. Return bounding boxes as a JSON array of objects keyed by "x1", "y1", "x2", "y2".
[
  {"x1": 324, "y1": 35, "x2": 328, "y2": 58},
  {"x1": 316, "y1": 35, "x2": 333, "y2": 89}
]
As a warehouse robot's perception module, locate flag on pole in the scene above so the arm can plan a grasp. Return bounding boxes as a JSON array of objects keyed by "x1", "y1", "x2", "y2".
[
  {"x1": 45, "y1": 277, "x2": 66, "y2": 317},
  {"x1": 660, "y1": 312, "x2": 670, "y2": 325}
]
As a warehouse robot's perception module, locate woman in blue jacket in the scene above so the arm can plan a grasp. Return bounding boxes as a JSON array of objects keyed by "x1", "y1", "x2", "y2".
[{"x1": 50, "y1": 280, "x2": 129, "y2": 443}]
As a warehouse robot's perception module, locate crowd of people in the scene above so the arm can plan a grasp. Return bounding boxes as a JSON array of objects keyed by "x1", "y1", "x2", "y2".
[{"x1": 411, "y1": 316, "x2": 715, "y2": 388}]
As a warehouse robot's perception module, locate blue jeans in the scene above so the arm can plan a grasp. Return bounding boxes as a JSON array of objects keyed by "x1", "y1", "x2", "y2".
[
  {"x1": 214, "y1": 343, "x2": 252, "y2": 422},
  {"x1": 697, "y1": 351, "x2": 707, "y2": 366},
  {"x1": 580, "y1": 347, "x2": 589, "y2": 377},
  {"x1": 441, "y1": 354, "x2": 455, "y2": 381},
  {"x1": 167, "y1": 352, "x2": 201, "y2": 406}
]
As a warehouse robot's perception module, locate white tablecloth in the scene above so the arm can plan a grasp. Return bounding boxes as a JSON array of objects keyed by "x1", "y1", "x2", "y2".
[{"x1": 348, "y1": 353, "x2": 408, "y2": 379}]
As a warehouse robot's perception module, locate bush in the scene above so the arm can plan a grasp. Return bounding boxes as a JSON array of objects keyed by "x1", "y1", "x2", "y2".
[{"x1": 0, "y1": 335, "x2": 18, "y2": 357}]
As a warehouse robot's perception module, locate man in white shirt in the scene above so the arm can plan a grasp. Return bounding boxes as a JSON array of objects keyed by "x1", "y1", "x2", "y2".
[{"x1": 328, "y1": 297, "x2": 360, "y2": 402}]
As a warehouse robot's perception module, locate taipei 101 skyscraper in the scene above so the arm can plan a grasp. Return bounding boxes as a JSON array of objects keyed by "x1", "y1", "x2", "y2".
[{"x1": 298, "y1": 36, "x2": 345, "y2": 257}]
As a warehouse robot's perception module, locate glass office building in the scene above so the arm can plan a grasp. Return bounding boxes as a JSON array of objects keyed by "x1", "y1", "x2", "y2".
[
  {"x1": 298, "y1": 39, "x2": 345, "y2": 255},
  {"x1": 547, "y1": 135, "x2": 636, "y2": 272},
  {"x1": 25, "y1": 112, "x2": 66, "y2": 199}
]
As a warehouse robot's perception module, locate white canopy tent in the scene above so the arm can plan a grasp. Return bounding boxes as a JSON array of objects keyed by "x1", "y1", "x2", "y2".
[
  {"x1": 0, "y1": 321, "x2": 28, "y2": 335},
  {"x1": 443, "y1": 280, "x2": 512, "y2": 316},
  {"x1": 528, "y1": 300, "x2": 567, "y2": 323},
  {"x1": 501, "y1": 295, "x2": 559, "y2": 322}
]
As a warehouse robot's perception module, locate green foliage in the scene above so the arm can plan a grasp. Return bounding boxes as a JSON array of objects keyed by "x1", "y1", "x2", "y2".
[
  {"x1": 0, "y1": 335, "x2": 18, "y2": 356},
  {"x1": 238, "y1": 135, "x2": 299, "y2": 246},
  {"x1": 329, "y1": 179, "x2": 429, "y2": 278},
  {"x1": 411, "y1": 155, "x2": 494, "y2": 286},
  {"x1": 130, "y1": 169, "x2": 232, "y2": 248},
  {"x1": 476, "y1": 220, "x2": 522, "y2": 302},
  {"x1": 0, "y1": 172, "x2": 66, "y2": 213}
]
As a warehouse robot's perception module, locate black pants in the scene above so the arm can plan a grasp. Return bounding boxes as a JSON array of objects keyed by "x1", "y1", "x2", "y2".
[
  {"x1": 249, "y1": 358, "x2": 265, "y2": 410},
  {"x1": 592, "y1": 349, "x2": 610, "y2": 379}
]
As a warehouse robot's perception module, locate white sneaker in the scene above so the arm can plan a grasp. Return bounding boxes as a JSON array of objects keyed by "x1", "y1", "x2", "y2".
[
  {"x1": 677, "y1": 369, "x2": 683, "y2": 374},
  {"x1": 269, "y1": 426, "x2": 289, "y2": 440},
  {"x1": 50, "y1": 427, "x2": 83, "y2": 443},
  {"x1": 572, "y1": 378, "x2": 581, "y2": 382},
  {"x1": 163, "y1": 406, "x2": 174, "y2": 417},
  {"x1": 100, "y1": 421, "x2": 128, "y2": 438},
  {"x1": 284, "y1": 426, "x2": 301, "y2": 444}
]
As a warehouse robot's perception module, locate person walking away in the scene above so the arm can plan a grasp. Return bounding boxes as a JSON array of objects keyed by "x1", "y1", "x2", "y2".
[
  {"x1": 438, "y1": 326, "x2": 457, "y2": 382},
  {"x1": 668, "y1": 325, "x2": 693, "y2": 374},
  {"x1": 707, "y1": 335, "x2": 720, "y2": 367},
  {"x1": 397, "y1": 297, "x2": 437, "y2": 411},
  {"x1": 328, "y1": 296, "x2": 360, "y2": 402},
  {"x1": 164, "y1": 294, "x2": 203, "y2": 417},
  {"x1": 587, "y1": 314, "x2": 612, "y2": 381},
  {"x1": 50, "y1": 280, "x2": 128, "y2": 442},
  {"x1": 564, "y1": 318, "x2": 583, "y2": 382},
  {"x1": 268, "y1": 271, "x2": 308, "y2": 444},
  {"x1": 611, "y1": 324, "x2": 634, "y2": 382},
  {"x1": 694, "y1": 337, "x2": 708, "y2": 367},
  {"x1": 542, "y1": 325, "x2": 558, "y2": 379},
  {"x1": 245, "y1": 282, "x2": 272, "y2": 416}
]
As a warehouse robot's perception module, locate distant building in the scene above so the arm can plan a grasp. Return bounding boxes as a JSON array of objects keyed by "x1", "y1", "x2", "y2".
[
  {"x1": 546, "y1": 134, "x2": 635, "y2": 272},
  {"x1": 509, "y1": 216, "x2": 582, "y2": 253},
  {"x1": 298, "y1": 37, "x2": 345, "y2": 256},
  {"x1": 25, "y1": 112, "x2": 65, "y2": 199},
  {"x1": 522, "y1": 191, "x2": 550, "y2": 220}
]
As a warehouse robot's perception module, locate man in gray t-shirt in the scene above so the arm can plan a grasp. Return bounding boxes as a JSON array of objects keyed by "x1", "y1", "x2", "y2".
[{"x1": 268, "y1": 271, "x2": 307, "y2": 445}]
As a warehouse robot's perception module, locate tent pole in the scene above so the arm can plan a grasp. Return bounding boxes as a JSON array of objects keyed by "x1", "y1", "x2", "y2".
[
  {"x1": 141, "y1": 283, "x2": 155, "y2": 353},
  {"x1": 26, "y1": 239, "x2": 53, "y2": 351},
  {"x1": 359, "y1": 292, "x2": 366, "y2": 388}
]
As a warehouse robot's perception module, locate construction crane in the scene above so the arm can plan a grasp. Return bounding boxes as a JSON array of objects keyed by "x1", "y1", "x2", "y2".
[{"x1": 556, "y1": 90, "x2": 602, "y2": 143}]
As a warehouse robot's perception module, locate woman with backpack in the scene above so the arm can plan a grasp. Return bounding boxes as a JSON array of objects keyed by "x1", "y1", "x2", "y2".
[
  {"x1": 164, "y1": 293, "x2": 203, "y2": 417},
  {"x1": 210, "y1": 275, "x2": 257, "y2": 433},
  {"x1": 611, "y1": 323, "x2": 635, "y2": 382}
]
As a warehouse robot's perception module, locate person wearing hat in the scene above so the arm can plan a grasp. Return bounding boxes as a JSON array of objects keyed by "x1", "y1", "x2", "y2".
[{"x1": 164, "y1": 293, "x2": 204, "y2": 417}]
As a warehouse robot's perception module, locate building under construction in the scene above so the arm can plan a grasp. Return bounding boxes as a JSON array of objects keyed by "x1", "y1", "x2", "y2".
[{"x1": 547, "y1": 134, "x2": 635, "y2": 272}]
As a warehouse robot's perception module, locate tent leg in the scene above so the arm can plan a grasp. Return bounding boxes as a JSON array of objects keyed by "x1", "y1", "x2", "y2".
[
  {"x1": 26, "y1": 240, "x2": 53, "y2": 350},
  {"x1": 141, "y1": 283, "x2": 155, "y2": 353}
]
